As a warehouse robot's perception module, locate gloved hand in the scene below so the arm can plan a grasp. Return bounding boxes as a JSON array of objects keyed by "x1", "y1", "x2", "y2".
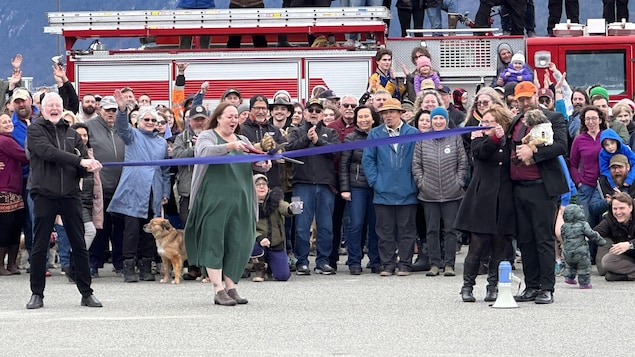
[
  {"x1": 260, "y1": 134, "x2": 276, "y2": 152},
  {"x1": 289, "y1": 200, "x2": 303, "y2": 215}
]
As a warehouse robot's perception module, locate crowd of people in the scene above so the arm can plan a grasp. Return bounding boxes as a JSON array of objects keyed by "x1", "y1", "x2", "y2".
[{"x1": 3, "y1": 30, "x2": 635, "y2": 308}]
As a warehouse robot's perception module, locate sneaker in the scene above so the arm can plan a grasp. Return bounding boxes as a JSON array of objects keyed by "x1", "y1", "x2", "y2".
[
  {"x1": 605, "y1": 272, "x2": 630, "y2": 281},
  {"x1": 564, "y1": 277, "x2": 577, "y2": 285},
  {"x1": 444, "y1": 266, "x2": 455, "y2": 276},
  {"x1": 349, "y1": 266, "x2": 362, "y2": 275},
  {"x1": 426, "y1": 266, "x2": 439, "y2": 276},
  {"x1": 296, "y1": 265, "x2": 311, "y2": 276},
  {"x1": 379, "y1": 269, "x2": 393, "y2": 277},
  {"x1": 45, "y1": 270, "x2": 52, "y2": 277},
  {"x1": 526, "y1": 31, "x2": 536, "y2": 38},
  {"x1": 579, "y1": 284, "x2": 592, "y2": 289},
  {"x1": 315, "y1": 264, "x2": 336, "y2": 275},
  {"x1": 370, "y1": 266, "x2": 381, "y2": 274},
  {"x1": 396, "y1": 267, "x2": 411, "y2": 276},
  {"x1": 90, "y1": 267, "x2": 99, "y2": 278},
  {"x1": 555, "y1": 262, "x2": 565, "y2": 276}
]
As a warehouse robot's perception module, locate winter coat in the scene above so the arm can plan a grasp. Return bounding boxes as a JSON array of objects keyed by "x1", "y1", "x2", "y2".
[
  {"x1": 26, "y1": 116, "x2": 90, "y2": 199},
  {"x1": 85, "y1": 116, "x2": 125, "y2": 199},
  {"x1": 287, "y1": 120, "x2": 340, "y2": 187},
  {"x1": 11, "y1": 106, "x2": 38, "y2": 178},
  {"x1": 412, "y1": 130, "x2": 468, "y2": 202},
  {"x1": 561, "y1": 204, "x2": 606, "y2": 256},
  {"x1": 87, "y1": 148, "x2": 104, "y2": 229},
  {"x1": 240, "y1": 118, "x2": 287, "y2": 186},
  {"x1": 599, "y1": 128, "x2": 635, "y2": 188},
  {"x1": 362, "y1": 122, "x2": 419, "y2": 205},
  {"x1": 256, "y1": 187, "x2": 294, "y2": 251},
  {"x1": 454, "y1": 134, "x2": 516, "y2": 236},
  {"x1": 594, "y1": 205, "x2": 635, "y2": 262},
  {"x1": 501, "y1": 65, "x2": 533, "y2": 84},
  {"x1": 107, "y1": 111, "x2": 170, "y2": 219},
  {"x1": 339, "y1": 128, "x2": 370, "y2": 192},
  {"x1": 172, "y1": 128, "x2": 196, "y2": 197},
  {"x1": 0, "y1": 132, "x2": 28, "y2": 194},
  {"x1": 414, "y1": 72, "x2": 441, "y2": 95}
]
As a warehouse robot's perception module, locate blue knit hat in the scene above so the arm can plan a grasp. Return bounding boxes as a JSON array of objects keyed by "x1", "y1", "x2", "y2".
[{"x1": 430, "y1": 106, "x2": 449, "y2": 123}]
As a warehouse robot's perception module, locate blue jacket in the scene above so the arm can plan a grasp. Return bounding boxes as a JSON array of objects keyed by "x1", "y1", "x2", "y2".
[
  {"x1": 107, "y1": 111, "x2": 170, "y2": 219},
  {"x1": 362, "y1": 122, "x2": 419, "y2": 205},
  {"x1": 559, "y1": 155, "x2": 576, "y2": 206},
  {"x1": 12, "y1": 106, "x2": 39, "y2": 178},
  {"x1": 599, "y1": 128, "x2": 635, "y2": 189},
  {"x1": 177, "y1": 0, "x2": 215, "y2": 8}
]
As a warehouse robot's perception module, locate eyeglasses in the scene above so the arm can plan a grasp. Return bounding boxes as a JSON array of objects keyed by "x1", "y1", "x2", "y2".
[
  {"x1": 157, "y1": 121, "x2": 167, "y2": 125},
  {"x1": 104, "y1": 108, "x2": 117, "y2": 113},
  {"x1": 252, "y1": 106, "x2": 268, "y2": 111},
  {"x1": 307, "y1": 108, "x2": 323, "y2": 113},
  {"x1": 476, "y1": 100, "x2": 491, "y2": 107},
  {"x1": 142, "y1": 117, "x2": 157, "y2": 123},
  {"x1": 539, "y1": 97, "x2": 552, "y2": 104},
  {"x1": 342, "y1": 104, "x2": 357, "y2": 109},
  {"x1": 584, "y1": 116, "x2": 600, "y2": 122},
  {"x1": 255, "y1": 182, "x2": 268, "y2": 187}
]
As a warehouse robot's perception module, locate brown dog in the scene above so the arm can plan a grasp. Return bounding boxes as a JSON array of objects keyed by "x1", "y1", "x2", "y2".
[{"x1": 143, "y1": 218, "x2": 187, "y2": 284}]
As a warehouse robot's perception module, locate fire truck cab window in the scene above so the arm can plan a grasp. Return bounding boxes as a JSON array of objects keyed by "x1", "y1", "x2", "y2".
[{"x1": 565, "y1": 50, "x2": 626, "y2": 95}]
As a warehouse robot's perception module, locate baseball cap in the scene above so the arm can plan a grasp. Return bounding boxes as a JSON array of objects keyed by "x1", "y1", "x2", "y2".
[
  {"x1": 253, "y1": 173, "x2": 268, "y2": 183},
  {"x1": 189, "y1": 105, "x2": 208, "y2": 120},
  {"x1": 249, "y1": 94, "x2": 269, "y2": 109},
  {"x1": 610, "y1": 154, "x2": 629, "y2": 167},
  {"x1": 318, "y1": 89, "x2": 339, "y2": 100},
  {"x1": 99, "y1": 96, "x2": 117, "y2": 109},
  {"x1": 222, "y1": 88, "x2": 241, "y2": 99},
  {"x1": 307, "y1": 98, "x2": 324, "y2": 109},
  {"x1": 11, "y1": 88, "x2": 31, "y2": 102},
  {"x1": 538, "y1": 88, "x2": 554, "y2": 100},
  {"x1": 437, "y1": 85, "x2": 451, "y2": 94},
  {"x1": 514, "y1": 81, "x2": 537, "y2": 99}
]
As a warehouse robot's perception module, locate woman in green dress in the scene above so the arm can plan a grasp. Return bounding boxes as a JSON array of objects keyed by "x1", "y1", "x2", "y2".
[{"x1": 185, "y1": 102, "x2": 270, "y2": 306}]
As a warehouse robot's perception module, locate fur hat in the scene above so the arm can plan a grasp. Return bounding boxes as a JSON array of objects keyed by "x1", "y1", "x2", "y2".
[
  {"x1": 416, "y1": 56, "x2": 432, "y2": 69},
  {"x1": 511, "y1": 53, "x2": 525, "y2": 64},
  {"x1": 430, "y1": 106, "x2": 449, "y2": 123}
]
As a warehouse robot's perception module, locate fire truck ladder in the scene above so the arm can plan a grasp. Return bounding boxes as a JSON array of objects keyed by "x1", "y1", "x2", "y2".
[{"x1": 45, "y1": 7, "x2": 392, "y2": 50}]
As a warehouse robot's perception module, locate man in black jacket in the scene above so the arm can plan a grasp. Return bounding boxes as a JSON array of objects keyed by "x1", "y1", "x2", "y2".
[
  {"x1": 508, "y1": 82, "x2": 568, "y2": 305},
  {"x1": 26, "y1": 93, "x2": 103, "y2": 309},
  {"x1": 287, "y1": 99, "x2": 340, "y2": 275}
]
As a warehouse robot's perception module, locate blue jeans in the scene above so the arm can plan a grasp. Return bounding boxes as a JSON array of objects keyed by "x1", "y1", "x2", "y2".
[
  {"x1": 346, "y1": 187, "x2": 379, "y2": 268},
  {"x1": 293, "y1": 184, "x2": 335, "y2": 267},
  {"x1": 346, "y1": 0, "x2": 383, "y2": 40},
  {"x1": 55, "y1": 223, "x2": 71, "y2": 269},
  {"x1": 426, "y1": 0, "x2": 458, "y2": 35},
  {"x1": 576, "y1": 184, "x2": 607, "y2": 229}
]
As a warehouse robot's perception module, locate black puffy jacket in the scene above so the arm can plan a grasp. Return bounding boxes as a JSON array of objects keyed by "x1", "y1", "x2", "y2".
[
  {"x1": 339, "y1": 128, "x2": 370, "y2": 192},
  {"x1": 27, "y1": 116, "x2": 89, "y2": 199}
]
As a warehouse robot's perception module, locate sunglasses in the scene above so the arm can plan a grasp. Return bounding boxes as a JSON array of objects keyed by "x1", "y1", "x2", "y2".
[
  {"x1": 104, "y1": 108, "x2": 117, "y2": 113},
  {"x1": 157, "y1": 120, "x2": 167, "y2": 125},
  {"x1": 539, "y1": 97, "x2": 552, "y2": 104},
  {"x1": 342, "y1": 104, "x2": 357, "y2": 109},
  {"x1": 142, "y1": 118, "x2": 157, "y2": 123},
  {"x1": 307, "y1": 108, "x2": 323, "y2": 113},
  {"x1": 476, "y1": 100, "x2": 491, "y2": 107}
]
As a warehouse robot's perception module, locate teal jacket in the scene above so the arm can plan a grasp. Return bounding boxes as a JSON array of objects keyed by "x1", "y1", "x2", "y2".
[{"x1": 362, "y1": 122, "x2": 419, "y2": 205}]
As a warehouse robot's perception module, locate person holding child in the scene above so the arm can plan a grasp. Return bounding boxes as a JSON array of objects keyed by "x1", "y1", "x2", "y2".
[
  {"x1": 599, "y1": 128, "x2": 635, "y2": 191},
  {"x1": 500, "y1": 53, "x2": 533, "y2": 85},
  {"x1": 414, "y1": 56, "x2": 440, "y2": 96}
]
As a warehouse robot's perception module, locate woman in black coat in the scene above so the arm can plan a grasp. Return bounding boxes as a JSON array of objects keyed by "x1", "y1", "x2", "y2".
[{"x1": 454, "y1": 104, "x2": 516, "y2": 302}]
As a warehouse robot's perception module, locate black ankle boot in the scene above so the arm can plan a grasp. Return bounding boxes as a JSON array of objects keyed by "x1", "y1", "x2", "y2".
[
  {"x1": 123, "y1": 259, "x2": 138, "y2": 283},
  {"x1": 461, "y1": 287, "x2": 476, "y2": 302},
  {"x1": 484, "y1": 286, "x2": 498, "y2": 302},
  {"x1": 139, "y1": 258, "x2": 155, "y2": 281}
]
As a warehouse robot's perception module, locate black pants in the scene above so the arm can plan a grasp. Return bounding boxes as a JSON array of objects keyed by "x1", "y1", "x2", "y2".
[
  {"x1": 548, "y1": 0, "x2": 579, "y2": 33},
  {"x1": 0, "y1": 209, "x2": 23, "y2": 247},
  {"x1": 122, "y1": 214, "x2": 157, "y2": 260},
  {"x1": 603, "y1": 0, "x2": 630, "y2": 23},
  {"x1": 374, "y1": 204, "x2": 417, "y2": 270},
  {"x1": 397, "y1": 1, "x2": 425, "y2": 38},
  {"x1": 463, "y1": 233, "x2": 510, "y2": 288},
  {"x1": 30, "y1": 194, "x2": 92, "y2": 298},
  {"x1": 329, "y1": 194, "x2": 346, "y2": 267},
  {"x1": 513, "y1": 183, "x2": 558, "y2": 292},
  {"x1": 227, "y1": 3, "x2": 268, "y2": 48},
  {"x1": 476, "y1": 0, "x2": 527, "y2": 35},
  {"x1": 89, "y1": 197, "x2": 124, "y2": 270}
]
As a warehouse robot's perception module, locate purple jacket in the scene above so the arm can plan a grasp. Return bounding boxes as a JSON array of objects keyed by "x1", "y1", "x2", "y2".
[
  {"x1": 0, "y1": 133, "x2": 28, "y2": 194},
  {"x1": 569, "y1": 131, "x2": 602, "y2": 187}
]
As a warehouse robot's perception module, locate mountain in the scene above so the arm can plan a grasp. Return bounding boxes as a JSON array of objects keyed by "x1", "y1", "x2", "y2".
[{"x1": 0, "y1": 0, "x2": 626, "y2": 88}]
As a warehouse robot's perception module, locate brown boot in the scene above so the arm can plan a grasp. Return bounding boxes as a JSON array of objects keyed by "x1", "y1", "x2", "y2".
[
  {"x1": 252, "y1": 261, "x2": 266, "y2": 282},
  {"x1": 7, "y1": 244, "x2": 21, "y2": 274},
  {"x1": 448, "y1": 13, "x2": 460, "y2": 36},
  {"x1": 226, "y1": 288, "x2": 248, "y2": 304},
  {"x1": 214, "y1": 290, "x2": 236, "y2": 306},
  {"x1": 0, "y1": 247, "x2": 11, "y2": 276}
]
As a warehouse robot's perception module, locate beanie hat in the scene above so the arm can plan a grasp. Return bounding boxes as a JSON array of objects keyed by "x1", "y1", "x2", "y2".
[
  {"x1": 416, "y1": 56, "x2": 432, "y2": 69},
  {"x1": 511, "y1": 53, "x2": 525, "y2": 64},
  {"x1": 237, "y1": 103, "x2": 250, "y2": 115},
  {"x1": 430, "y1": 106, "x2": 449, "y2": 123},
  {"x1": 498, "y1": 43, "x2": 512, "y2": 56},
  {"x1": 589, "y1": 86, "x2": 609, "y2": 101}
]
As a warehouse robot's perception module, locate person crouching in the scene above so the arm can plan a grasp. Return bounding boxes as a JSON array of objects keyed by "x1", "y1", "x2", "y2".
[{"x1": 251, "y1": 174, "x2": 302, "y2": 282}]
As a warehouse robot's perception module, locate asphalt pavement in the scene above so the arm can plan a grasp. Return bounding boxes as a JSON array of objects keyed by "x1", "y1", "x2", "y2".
[{"x1": 0, "y1": 251, "x2": 633, "y2": 356}]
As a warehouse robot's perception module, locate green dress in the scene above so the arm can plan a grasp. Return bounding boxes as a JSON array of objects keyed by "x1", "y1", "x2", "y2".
[{"x1": 184, "y1": 133, "x2": 255, "y2": 284}]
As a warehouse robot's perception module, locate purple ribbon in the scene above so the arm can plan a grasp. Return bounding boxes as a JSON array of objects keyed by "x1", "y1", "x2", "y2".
[{"x1": 102, "y1": 126, "x2": 485, "y2": 167}]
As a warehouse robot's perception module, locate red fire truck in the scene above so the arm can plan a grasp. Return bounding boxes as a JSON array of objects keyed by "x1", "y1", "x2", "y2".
[{"x1": 45, "y1": 8, "x2": 635, "y2": 106}]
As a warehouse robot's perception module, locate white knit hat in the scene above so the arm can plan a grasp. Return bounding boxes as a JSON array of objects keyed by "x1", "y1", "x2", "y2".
[{"x1": 511, "y1": 53, "x2": 525, "y2": 64}]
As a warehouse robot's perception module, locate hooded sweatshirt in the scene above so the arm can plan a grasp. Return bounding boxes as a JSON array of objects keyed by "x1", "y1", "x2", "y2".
[{"x1": 599, "y1": 128, "x2": 635, "y2": 188}]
